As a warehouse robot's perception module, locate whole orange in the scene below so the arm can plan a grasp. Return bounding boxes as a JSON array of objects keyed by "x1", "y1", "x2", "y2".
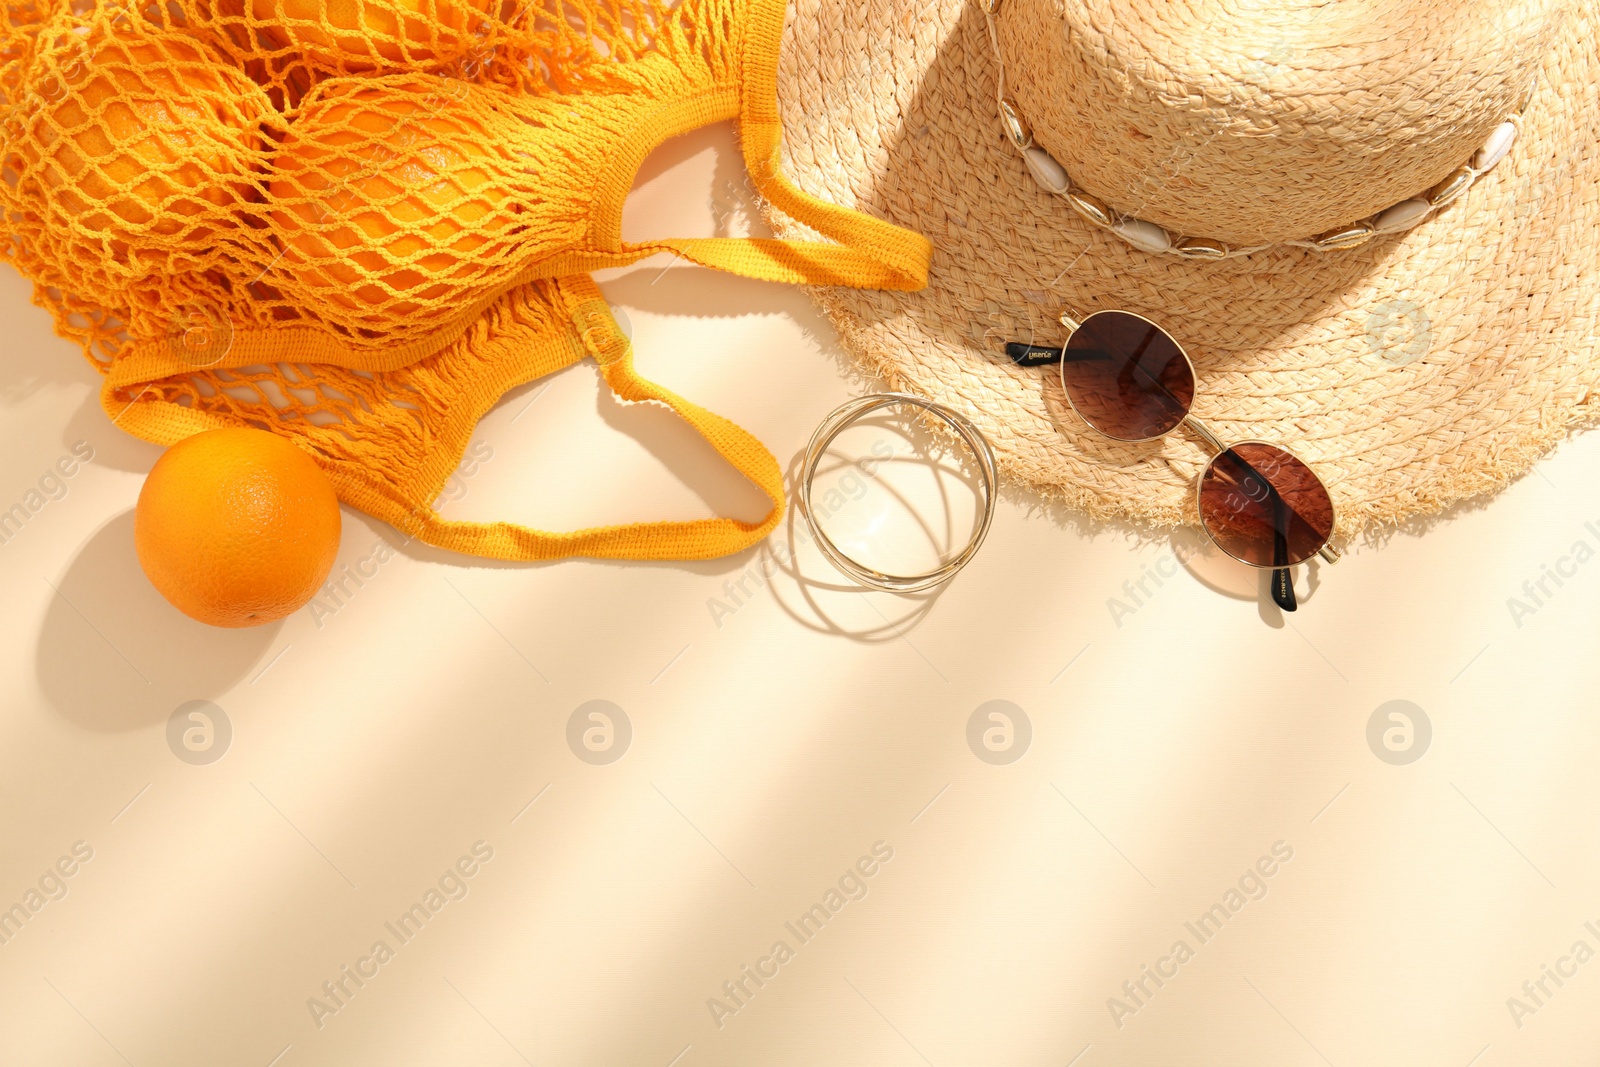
[
  {"x1": 267, "y1": 85, "x2": 512, "y2": 321},
  {"x1": 16, "y1": 31, "x2": 269, "y2": 266},
  {"x1": 135, "y1": 428, "x2": 342, "y2": 628}
]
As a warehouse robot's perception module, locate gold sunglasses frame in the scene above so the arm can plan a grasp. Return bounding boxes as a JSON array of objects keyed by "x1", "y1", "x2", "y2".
[{"x1": 1054, "y1": 310, "x2": 1342, "y2": 570}]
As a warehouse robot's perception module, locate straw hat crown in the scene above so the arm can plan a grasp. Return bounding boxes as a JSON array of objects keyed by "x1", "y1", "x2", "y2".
[{"x1": 995, "y1": 0, "x2": 1558, "y2": 245}]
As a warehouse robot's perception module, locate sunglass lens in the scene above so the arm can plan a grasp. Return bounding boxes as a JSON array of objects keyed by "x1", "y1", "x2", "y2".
[
  {"x1": 1199, "y1": 442, "x2": 1334, "y2": 567},
  {"x1": 1060, "y1": 311, "x2": 1195, "y2": 441}
]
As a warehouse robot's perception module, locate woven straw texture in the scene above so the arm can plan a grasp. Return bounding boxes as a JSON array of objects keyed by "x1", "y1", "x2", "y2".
[{"x1": 768, "y1": 0, "x2": 1600, "y2": 539}]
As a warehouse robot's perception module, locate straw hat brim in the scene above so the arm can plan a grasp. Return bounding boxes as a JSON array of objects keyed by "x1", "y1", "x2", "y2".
[{"x1": 766, "y1": 0, "x2": 1600, "y2": 538}]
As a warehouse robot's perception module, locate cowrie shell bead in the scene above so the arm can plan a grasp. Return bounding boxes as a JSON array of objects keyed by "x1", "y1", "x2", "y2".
[
  {"x1": 1373, "y1": 199, "x2": 1432, "y2": 233},
  {"x1": 1113, "y1": 218, "x2": 1172, "y2": 254},
  {"x1": 1065, "y1": 192, "x2": 1111, "y2": 226},
  {"x1": 998, "y1": 98, "x2": 1032, "y2": 150},
  {"x1": 1474, "y1": 122, "x2": 1517, "y2": 173},
  {"x1": 1429, "y1": 167, "x2": 1473, "y2": 207},
  {"x1": 1314, "y1": 224, "x2": 1374, "y2": 250},
  {"x1": 1023, "y1": 148, "x2": 1069, "y2": 194},
  {"x1": 1174, "y1": 237, "x2": 1229, "y2": 259},
  {"x1": 1516, "y1": 76, "x2": 1539, "y2": 111}
]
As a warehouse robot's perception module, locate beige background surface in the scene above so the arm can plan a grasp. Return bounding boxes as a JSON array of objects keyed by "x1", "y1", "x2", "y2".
[{"x1": 1, "y1": 122, "x2": 1598, "y2": 1066}]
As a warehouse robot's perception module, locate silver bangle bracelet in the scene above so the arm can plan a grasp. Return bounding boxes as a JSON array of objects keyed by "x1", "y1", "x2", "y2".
[{"x1": 798, "y1": 393, "x2": 999, "y2": 593}]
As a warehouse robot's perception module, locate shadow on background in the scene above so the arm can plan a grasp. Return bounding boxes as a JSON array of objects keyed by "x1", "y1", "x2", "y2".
[
  {"x1": 592, "y1": 368, "x2": 775, "y2": 525},
  {"x1": 758, "y1": 410, "x2": 992, "y2": 640},
  {"x1": 37, "y1": 509, "x2": 281, "y2": 731},
  {"x1": 603, "y1": 265, "x2": 814, "y2": 323},
  {"x1": 62, "y1": 391, "x2": 165, "y2": 474},
  {"x1": 0, "y1": 267, "x2": 102, "y2": 406},
  {"x1": 380, "y1": 359, "x2": 777, "y2": 578}
]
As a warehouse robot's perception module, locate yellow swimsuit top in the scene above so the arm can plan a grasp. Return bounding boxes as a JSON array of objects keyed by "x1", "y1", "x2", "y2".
[{"x1": 1, "y1": 0, "x2": 932, "y2": 561}]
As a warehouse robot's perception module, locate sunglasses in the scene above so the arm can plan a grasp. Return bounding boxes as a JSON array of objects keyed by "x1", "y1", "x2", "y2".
[{"x1": 1007, "y1": 310, "x2": 1340, "y2": 612}]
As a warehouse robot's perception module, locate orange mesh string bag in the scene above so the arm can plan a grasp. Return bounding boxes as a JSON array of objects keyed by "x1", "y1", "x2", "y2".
[{"x1": 0, "y1": 0, "x2": 932, "y2": 561}]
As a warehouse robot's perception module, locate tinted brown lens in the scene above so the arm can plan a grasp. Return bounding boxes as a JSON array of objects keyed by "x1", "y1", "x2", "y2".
[
  {"x1": 1199, "y1": 443, "x2": 1334, "y2": 567},
  {"x1": 1060, "y1": 311, "x2": 1195, "y2": 441}
]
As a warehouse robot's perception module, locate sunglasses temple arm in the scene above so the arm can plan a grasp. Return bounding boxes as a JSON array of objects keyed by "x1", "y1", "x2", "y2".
[
  {"x1": 1003, "y1": 314, "x2": 1084, "y2": 365},
  {"x1": 1006, "y1": 342, "x2": 1123, "y2": 368},
  {"x1": 1269, "y1": 494, "x2": 1298, "y2": 613},
  {"x1": 1004, "y1": 342, "x2": 1066, "y2": 367}
]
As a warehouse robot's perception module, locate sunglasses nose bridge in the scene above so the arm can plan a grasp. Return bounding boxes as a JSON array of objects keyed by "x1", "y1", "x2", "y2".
[{"x1": 1182, "y1": 413, "x2": 1226, "y2": 455}]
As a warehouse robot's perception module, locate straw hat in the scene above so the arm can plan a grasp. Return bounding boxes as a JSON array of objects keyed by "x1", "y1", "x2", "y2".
[{"x1": 766, "y1": 0, "x2": 1600, "y2": 538}]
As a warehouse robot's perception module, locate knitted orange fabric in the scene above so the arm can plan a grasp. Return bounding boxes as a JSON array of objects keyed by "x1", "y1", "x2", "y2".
[{"x1": 0, "y1": 0, "x2": 932, "y2": 560}]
